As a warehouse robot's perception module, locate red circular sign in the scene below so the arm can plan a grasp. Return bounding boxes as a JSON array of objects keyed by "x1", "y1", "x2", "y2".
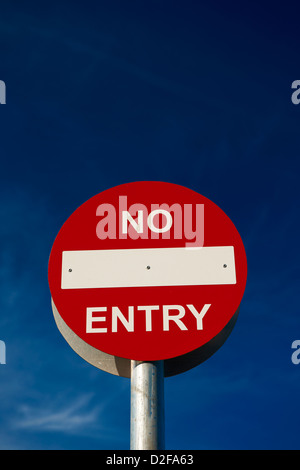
[{"x1": 48, "y1": 182, "x2": 247, "y2": 361}]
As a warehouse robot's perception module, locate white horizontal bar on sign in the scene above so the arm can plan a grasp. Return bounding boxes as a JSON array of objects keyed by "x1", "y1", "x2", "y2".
[{"x1": 61, "y1": 246, "x2": 236, "y2": 289}]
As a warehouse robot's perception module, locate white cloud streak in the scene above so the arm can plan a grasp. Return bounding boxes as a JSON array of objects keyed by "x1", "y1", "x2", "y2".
[{"x1": 13, "y1": 393, "x2": 103, "y2": 434}]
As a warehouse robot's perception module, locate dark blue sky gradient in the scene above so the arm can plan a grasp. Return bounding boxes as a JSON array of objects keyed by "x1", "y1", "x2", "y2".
[{"x1": 0, "y1": 1, "x2": 299, "y2": 449}]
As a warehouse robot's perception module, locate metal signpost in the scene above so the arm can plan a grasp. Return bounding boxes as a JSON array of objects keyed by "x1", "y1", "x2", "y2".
[
  {"x1": 48, "y1": 181, "x2": 247, "y2": 450},
  {"x1": 130, "y1": 361, "x2": 164, "y2": 450}
]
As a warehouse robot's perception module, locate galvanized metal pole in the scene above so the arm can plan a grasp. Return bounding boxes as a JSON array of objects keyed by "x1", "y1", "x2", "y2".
[{"x1": 130, "y1": 360, "x2": 165, "y2": 450}]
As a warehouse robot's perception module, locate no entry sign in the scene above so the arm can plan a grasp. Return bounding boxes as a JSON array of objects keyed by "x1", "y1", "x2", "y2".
[{"x1": 48, "y1": 182, "x2": 247, "y2": 373}]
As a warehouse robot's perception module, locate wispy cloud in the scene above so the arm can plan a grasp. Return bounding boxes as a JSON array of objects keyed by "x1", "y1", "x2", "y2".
[{"x1": 13, "y1": 393, "x2": 103, "y2": 435}]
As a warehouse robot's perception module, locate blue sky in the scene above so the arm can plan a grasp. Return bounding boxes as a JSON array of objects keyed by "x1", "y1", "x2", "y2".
[{"x1": 0, "y1": 0, "x2": 300, "y2": 450}]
